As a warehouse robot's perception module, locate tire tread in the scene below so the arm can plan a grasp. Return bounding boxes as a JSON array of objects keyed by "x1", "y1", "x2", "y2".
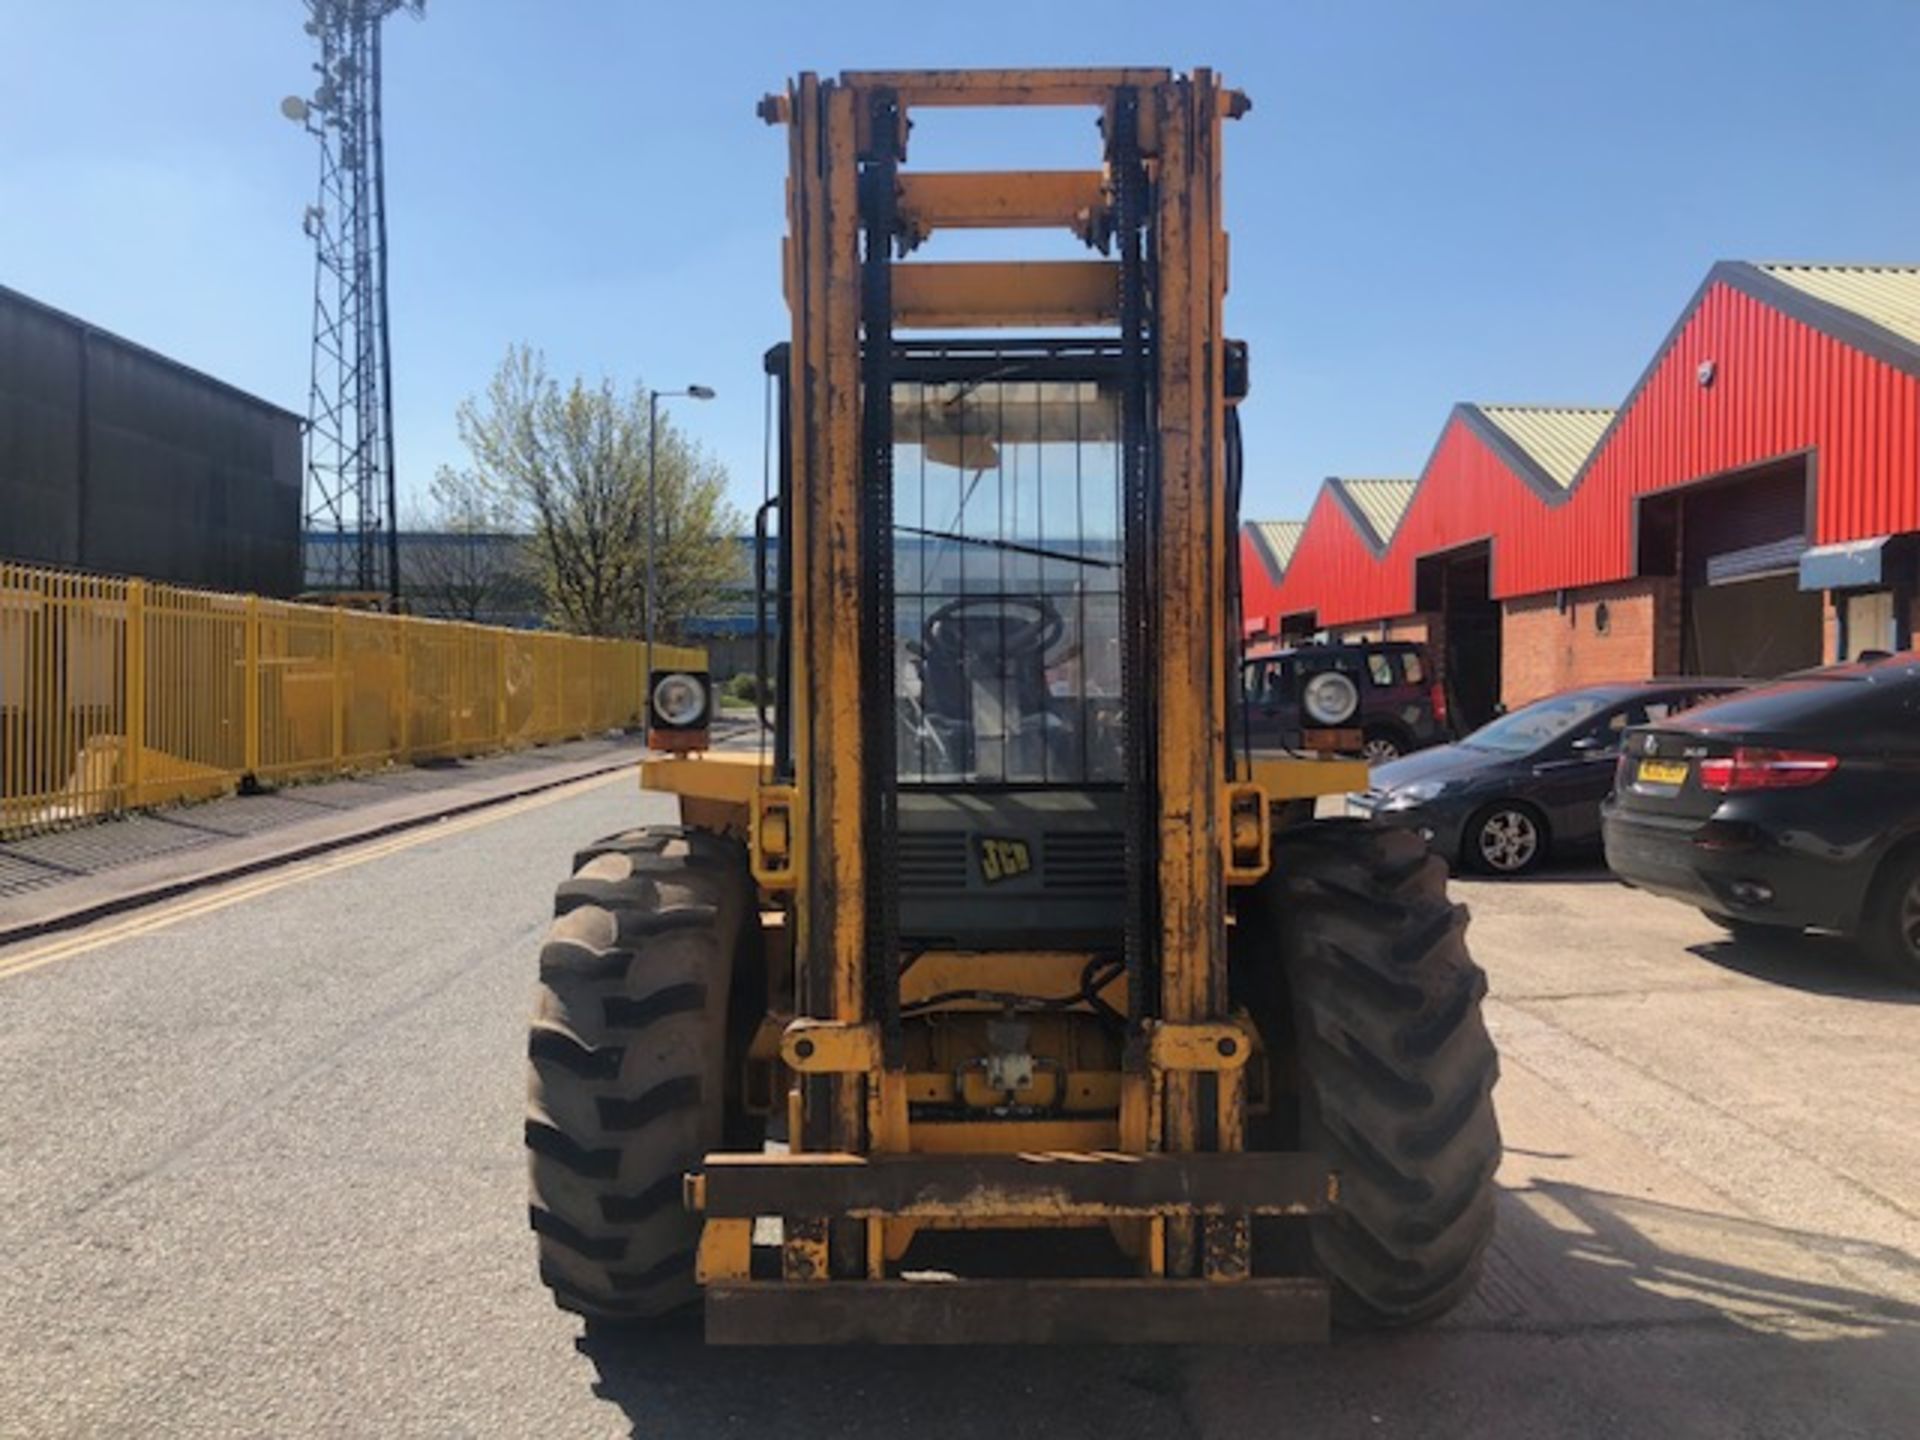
[
  {"x1": 526, "y1": 824, "x2": 753, "y2": 1323},
  {"x1": 1241, "y1": 819, "x2": 1503, "y2": 1327}
]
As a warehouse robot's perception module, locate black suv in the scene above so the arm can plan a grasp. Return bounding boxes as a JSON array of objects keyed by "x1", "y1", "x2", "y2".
[
  {"x1": 1242, "y1": 640, "x2": 1450, "y2": 760},
  {"x1": 1603, "y1": 652, "x2": 1920, "y2": 983}
]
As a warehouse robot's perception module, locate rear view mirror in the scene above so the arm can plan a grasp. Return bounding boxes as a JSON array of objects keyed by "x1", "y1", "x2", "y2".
[{"x1": 1570, "y1": 734, "x2": 1612, "y2": 754}]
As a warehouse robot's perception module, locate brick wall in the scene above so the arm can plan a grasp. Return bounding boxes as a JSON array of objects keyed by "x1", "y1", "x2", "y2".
[
  {"x1": 1385, "y1": 615, "x2": 1433, "y2": 645},
  {"x1": 1334, "y1": 614, "x2": 1434, "y2": 645},
  {"x1": 1501, "y1": 577, "x2": 1680, "y2": 710}
]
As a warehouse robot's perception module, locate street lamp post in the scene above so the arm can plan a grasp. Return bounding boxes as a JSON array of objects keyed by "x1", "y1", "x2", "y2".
[{"x1": 646, "y1": 385, "x2": 716, "y2": 695}]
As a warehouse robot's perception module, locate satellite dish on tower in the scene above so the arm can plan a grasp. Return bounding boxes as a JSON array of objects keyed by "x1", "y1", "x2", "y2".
[{"x1": 280, "y1": 95, "x2": 311, "y2": 123}]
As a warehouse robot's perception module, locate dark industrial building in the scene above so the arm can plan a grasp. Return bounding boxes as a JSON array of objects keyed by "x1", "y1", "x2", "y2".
[
  {"x1": 1244, "y1": 261, "x2": 1920, "y2": 727},
  {"x1": 0, "y1": 285, "x2": 303, "y2": 595}
]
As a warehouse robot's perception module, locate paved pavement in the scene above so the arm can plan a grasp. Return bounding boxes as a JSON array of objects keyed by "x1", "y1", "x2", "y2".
[
  {"x1": 0, "y1": 781, "x2": 1914, "y2": 1438},
  {"x1": 0, "y1": 736, "x2": 652, "y2": 913},
  {"x1": 0, "y1": 721, "x2": 764, "y2": 946}
]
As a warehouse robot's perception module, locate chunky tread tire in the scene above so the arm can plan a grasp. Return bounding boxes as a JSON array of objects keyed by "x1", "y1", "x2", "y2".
[
  {"x1": 1240, "y1": 819, "x2": 1502, "y2": 1327},
  {"x1": 526, "y1": 826, "x2": 753, "y2": 1323}
]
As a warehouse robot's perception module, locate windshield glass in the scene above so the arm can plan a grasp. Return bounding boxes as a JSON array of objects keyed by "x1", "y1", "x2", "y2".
[
  {"x1": 892, "y1": 375, "x2": 1124, "y2": 785},
  {"x1": 1462, "y1": 691, "x2": 1613, "y2": 753}
]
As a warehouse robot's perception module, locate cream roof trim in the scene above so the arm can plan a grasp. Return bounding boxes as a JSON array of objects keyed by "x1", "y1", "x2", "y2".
[
  {"x1": 1330, "y1": 478, "x2": 1416, "y2": 547},
  {"x1": 1470, "y1": 405, "x2": 1615, "y2": 490},
  {"x1": 1248, "y1": 519, "x2": 1306, "y2": 574},
  {"x1": 1755, "y1": 263, "x2": 1920, "y2": 350}
]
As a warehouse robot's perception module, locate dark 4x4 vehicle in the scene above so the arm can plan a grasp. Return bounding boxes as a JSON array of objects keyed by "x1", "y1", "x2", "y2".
[
  {"x1": 1603, "y1": 652, "x2": 1920, "y2": 984},
  {"x1": 1242, "y1": 640, "x2": 1450, "y2": 760}
]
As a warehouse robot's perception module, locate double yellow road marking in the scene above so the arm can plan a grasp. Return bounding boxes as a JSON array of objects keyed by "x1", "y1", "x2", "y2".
[{"x1": 0, "y1": 770, "x2": 626, "y2": 985}]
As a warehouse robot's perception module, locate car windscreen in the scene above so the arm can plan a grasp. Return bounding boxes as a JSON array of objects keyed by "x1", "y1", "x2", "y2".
[{"x1": 1461, "y1": 691, "x2": 1614, "y2": 753}]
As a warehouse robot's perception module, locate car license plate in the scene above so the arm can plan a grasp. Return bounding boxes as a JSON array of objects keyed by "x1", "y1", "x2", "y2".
[{"x1": 1637, "y1": 758, "x2": 1689, "y2": 786}]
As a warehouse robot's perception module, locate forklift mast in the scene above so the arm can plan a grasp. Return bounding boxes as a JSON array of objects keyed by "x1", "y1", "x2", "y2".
[{"x1": 763, "y1": 68, "x2": 1251, "y2": 1155}]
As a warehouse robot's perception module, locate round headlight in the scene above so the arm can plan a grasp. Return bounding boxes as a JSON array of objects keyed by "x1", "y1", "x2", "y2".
[
  {"x1": 1301, "y1": 671, "x2": 1359, "y2": 726},
  {"x1": 651, "y1": 671, "x2": 708, "y2": 728}
]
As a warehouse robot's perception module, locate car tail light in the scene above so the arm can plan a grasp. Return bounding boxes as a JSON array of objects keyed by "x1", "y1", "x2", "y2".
[
  {"x1": 1697, "y1": 746, "x2": 1838, "y2": 793},
  {"x1": 1430, "y1": 681, "x2": 1448, "y2": 726}
]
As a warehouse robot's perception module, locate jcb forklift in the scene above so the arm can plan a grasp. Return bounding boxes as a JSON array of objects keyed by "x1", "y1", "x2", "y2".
[{"x1": 527, "y1": 67, "x2": 1500, "y2": 1343}]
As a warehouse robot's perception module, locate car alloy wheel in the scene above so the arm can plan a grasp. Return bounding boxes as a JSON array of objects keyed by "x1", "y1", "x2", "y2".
[
  {"x1": 1362, "y1": 735, "x2": 1404, "y2": 763},
  {"x1": 1476, "y1": 807, "x2": 1540, "y2": 874}
]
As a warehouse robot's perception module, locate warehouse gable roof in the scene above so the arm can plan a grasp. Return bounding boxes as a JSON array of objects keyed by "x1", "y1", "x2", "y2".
[
  {"x1": 1753, "y1": 263, "x2": 1920, "y2": 351},
  {"x1": 1241, "y1": 254, "x2": 1920, "y2": 635},
  {"x1": 1245, "y1": 519, "x2": 1306, "y2": 578},
  {"x1": 1329, "y1": 478, "x2": 1416, "y2": 549},
  {"x1": 1467, "y1": 405, "x2": 1614, "y2": 490}
]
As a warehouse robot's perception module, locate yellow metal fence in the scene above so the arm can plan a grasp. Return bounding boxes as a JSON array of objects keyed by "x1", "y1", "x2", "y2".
[{"x1": 0, "y1": 561, "x2": 702, "y2": 839}]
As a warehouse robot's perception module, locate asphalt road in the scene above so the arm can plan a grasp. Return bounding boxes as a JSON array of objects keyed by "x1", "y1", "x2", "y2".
[{"x1": 2, "y1": 779, "x2": 1915, "y2": 1438}]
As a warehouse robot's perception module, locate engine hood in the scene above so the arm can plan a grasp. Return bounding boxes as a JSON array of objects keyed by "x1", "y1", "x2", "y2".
[{"x1": 1369, "y1": 742, "x2": 1502, "y2": 793}]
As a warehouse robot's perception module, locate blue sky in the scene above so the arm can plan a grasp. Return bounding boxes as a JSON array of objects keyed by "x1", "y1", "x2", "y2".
[{"x1": 4, "y1": 1, "x2": 1917, "y2": 524}]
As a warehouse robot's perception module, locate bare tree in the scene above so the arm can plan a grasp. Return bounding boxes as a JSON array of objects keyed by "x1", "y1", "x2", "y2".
[
  {"x1": 401, "y1": 467, "x2": 534, "y2": 623},
  {"x1": 449, "y1": 346, "x2": 743, "y2": 638}
]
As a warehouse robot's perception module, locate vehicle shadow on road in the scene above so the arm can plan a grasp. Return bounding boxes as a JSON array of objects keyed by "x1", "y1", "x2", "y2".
[
  {"x1": 1483, "y1": 1178, "x2": 1920, "y2": 1322},
  {"x1": 574, "y1": 1179, "x2": 1920, "y2": 1439},
  {"x1": 577, "y1": 1312, "x2": 1192, "y2": 1439},
  {"x1": 1477, "y1": 864, "x2": 1621, "y2": 887},
  {"x1": 1448, "y1": 854, "x2": 1622, "y2": 887},
  {"x1": 1183, "y1": 1179, "x2": 1920, "y2": 1437},
  {"x1": 1688, "y1": 930, "x2": 1920, "y2": 1004}
]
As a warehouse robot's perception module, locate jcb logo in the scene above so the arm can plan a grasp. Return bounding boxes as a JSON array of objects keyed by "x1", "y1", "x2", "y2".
[{"x1": 978, "y1": 837, "x2": 1032, "y2": 884}]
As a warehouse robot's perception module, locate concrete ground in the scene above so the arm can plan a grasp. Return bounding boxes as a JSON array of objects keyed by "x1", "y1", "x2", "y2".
[{"x1": 0, "y1": 781, "x2": 1913, "y2": 1438}]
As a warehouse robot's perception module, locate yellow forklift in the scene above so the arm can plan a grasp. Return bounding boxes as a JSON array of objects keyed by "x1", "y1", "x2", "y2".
[{"x1": 527, "y1": 67, "x2": 1500, "y2": 1343}]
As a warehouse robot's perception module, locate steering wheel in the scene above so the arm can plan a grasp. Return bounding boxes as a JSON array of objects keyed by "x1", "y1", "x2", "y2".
[{"x1": 921, "y1": 594, "x2": 1065, "y2": 662}]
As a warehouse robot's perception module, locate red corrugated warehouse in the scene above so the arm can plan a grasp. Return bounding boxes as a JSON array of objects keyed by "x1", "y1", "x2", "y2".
[{"x1": 1242, "y1": 260, "x2": 1920, "y2": 728}]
